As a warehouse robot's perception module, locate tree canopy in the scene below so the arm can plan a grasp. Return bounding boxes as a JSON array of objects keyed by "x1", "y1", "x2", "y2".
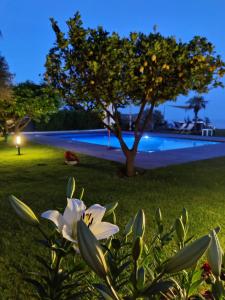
[
  {"x1": 12, "y1": 81, "x2": 60, "y2": 131},
  {"x1": 0, "y1": 54, "x2": 14, "y2": 137},
  {"x1": 0, "y1": 54, "x2": 13, "y2": 101},
  {"x1": 45, "y1": 12, "x2": 225, "y2": 176},
  {"x1": 0, "y1": 80, "x2": 60, "y2": 135}
]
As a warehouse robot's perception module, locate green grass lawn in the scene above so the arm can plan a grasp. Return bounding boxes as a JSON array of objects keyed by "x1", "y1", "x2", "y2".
[{"x1": 1, "y1": 138, "x2": 225, "y2": 298}]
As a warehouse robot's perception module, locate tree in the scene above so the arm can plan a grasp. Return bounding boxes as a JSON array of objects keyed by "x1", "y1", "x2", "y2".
[
  {"x1": 0, "y1": 55, "x2": 12, "y2": 97},
  {"x1": 186, "y1": 95, "x2": 208, "y2": 121},
  {"x1": 0, "y1": 54, "x2": 14, "y2": 140},
  {"x1": 12, "y1": 81, "x2": 60, "y2": 132},
  {"x1": 142, "y1": 109, "x2": 166, "y2": 130},
  {"x1": 0, "y1": 81, "x2": 60, "y2": 136},
  {"x1": 45, "y1": 12, "x2": 225, "y2": 176}
]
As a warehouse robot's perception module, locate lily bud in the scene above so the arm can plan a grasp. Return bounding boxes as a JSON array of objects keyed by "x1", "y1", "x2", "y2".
[
  {"x1": 207, "y1": 230, "x2": 223, "y2": 277},
  {"x1": 164, "y1": 234, "x2": 211, "y2": 273},
  {"x1": 182, "y1": 208, "x2": 188, "y2": 228},
  {"x1": 132, "y1": 237, "x2": 143, "y2": 262},
  {"x1": 66, "y1": 177, "x2": 75, "y2": 199},
  {"x1": 175, "y1": 218, "x2": 185, "y2": 244},
  {"x1": 155, "y1": 208, "x2": 162, "y2": 226},
  {"x1": 77, "y1": 220, "x2": 108, "y2": 279},
  {"x1": 9, "y1": 195, "x2": 39, "y2": 225},
  {"x1": 133, "y1": 209, "x2": 145, "y2": 240}
]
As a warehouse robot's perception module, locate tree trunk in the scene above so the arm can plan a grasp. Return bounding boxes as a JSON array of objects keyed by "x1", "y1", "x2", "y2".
[
  {"x1": 194, "y1": 109, "x2": 198, "y2": 121},
  {"x1": 124, "y1": 149, "x2": 136, "y2": 177},
  {"x1": 3, "y1": 123, "x2": 9, "y2": 142},
  {"x1": 109, "y1": 101, "x2": 155, "y2": 177},
  {"x1": 115, "y1": 130, "x2": 137, "y2": 177}
]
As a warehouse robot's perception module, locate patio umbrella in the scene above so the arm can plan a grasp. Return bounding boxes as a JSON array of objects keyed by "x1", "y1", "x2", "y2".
[
  {"x1": 170, "y1": 104, "x2": 193, "y2": 123},
  {"x1": 169, "y1": 105, "x2": 192, "y2": 110}
]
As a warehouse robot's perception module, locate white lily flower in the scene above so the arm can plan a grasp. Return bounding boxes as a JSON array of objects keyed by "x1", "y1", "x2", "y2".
[{"x1": 41, "y1": 199, "x2": 119, "y2": 247}]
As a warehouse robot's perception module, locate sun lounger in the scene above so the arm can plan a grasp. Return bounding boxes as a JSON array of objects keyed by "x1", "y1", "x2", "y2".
[
  {"x1": 178, "y1": 123, "x2": 188, "y2": 132},
  {"x1": 182, "y1": 123, "x2": 195, "y2": 133}
]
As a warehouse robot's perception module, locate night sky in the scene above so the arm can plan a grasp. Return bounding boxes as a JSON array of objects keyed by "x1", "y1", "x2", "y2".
[{"x1": 0, "y1": 0, "x2": 225, "y2": 127}]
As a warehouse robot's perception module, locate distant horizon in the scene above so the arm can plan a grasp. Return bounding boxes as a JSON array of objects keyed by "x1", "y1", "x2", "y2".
[{"x1": 121, "y1": 103, "x2": 225, "y2": 129}]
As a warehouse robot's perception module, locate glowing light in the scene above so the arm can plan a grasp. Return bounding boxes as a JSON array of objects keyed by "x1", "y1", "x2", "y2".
[
  {"x1": 143, "y1": 135, "x2": 150, "y2": 139},
  {"x1": 16, "y1": 135, "x2": 21, "y2": 145},
  {"x1": 15, "y1": 135, "x2": 22, "y2": 155}
]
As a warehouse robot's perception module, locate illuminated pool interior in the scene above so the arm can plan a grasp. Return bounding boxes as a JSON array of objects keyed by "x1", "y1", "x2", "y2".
[{"x1": 47, "y1": 132, "x2": 220, "y2": 153}]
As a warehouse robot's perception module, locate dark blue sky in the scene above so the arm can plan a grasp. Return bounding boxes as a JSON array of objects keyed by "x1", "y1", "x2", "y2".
[{"x1": 0, "y1": 0, "x2": 225, "y2": 127}]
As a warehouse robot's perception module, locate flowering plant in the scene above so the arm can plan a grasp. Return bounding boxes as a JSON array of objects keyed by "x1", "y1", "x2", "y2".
[{"x1": 9, "y1": 177, "x2": 225, "y2": 299}]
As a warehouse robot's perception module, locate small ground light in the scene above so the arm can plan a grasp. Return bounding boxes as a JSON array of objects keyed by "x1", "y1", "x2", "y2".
[{"x1": 16, "y1": 135, "x2": 21, "y2": 155}]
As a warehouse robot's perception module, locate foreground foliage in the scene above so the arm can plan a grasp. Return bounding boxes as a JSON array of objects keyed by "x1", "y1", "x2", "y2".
[
  {"x1": 9, "y1": 177, "x2": 225, "y2": 299},
  {"x1": 2, "y1": 141, "x2": 225, "y2": 298}
]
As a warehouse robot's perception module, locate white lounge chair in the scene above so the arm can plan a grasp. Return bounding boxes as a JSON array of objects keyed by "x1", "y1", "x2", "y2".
[
  {"x1": 182, "y1": 123, "x2": 195, "y2": 133},
  {"x1": 178, "y1": 123, "x2": 188, "y2": 132}
]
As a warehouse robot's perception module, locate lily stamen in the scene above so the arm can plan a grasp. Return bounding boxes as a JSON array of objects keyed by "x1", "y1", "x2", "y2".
[{"x1": 88, "y1": 217, "x2": 94, "y2": 228}]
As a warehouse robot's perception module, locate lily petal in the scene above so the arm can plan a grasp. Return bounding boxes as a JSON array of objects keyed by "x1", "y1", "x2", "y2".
[
  {"x1": 85, "y1": 204, "x2": 106, "y2": 225},
  {"x1": 62, "y1": 224, "x2": 78, "y2": 244},
  {"x1": 63, "y1": 198, "x2": 86, "y2": 226},
  {"x1": 91, "y1": 222, "x2": 119, "y2": 240},
  {"x1": 41, "y1": 210, "x2": 64, "y2": 231}
]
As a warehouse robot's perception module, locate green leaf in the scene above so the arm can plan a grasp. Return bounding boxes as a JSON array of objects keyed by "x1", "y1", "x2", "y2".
[
  {"x1": 136, "y1": 266, "x2": 145, "y2": 290},
  {"x1": 188, "y1": 279, "x2": 204, "y2": 296},
  {"x1": 24, "y1": 278, "x2": 48, "y2": 297},
  {"x1": 66, "y1": 177, "x2": 75, "y2": 198},
  {"x1": 104, "y1": 202, "x2": 118, "y2": 217},
  {"x1": 142, "y1": 280, "x2": 174, "y2": 297},
  {"x1": 124, "y1": 217, "x2": 134, "y2": 236},
  {"x1": 80, "y1": 187, "x2": 84, "y2": 200},
  {"x1": 94, "y1": 284, "x2": 115, "y2": 300}
]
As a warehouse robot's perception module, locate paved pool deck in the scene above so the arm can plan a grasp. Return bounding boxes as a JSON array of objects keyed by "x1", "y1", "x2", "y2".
[{"x1": 24, "y1": 130, "x2": 225, "y2": 170}]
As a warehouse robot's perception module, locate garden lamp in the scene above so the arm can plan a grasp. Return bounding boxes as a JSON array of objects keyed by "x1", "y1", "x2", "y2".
[{"x1": 16, "y1": 135, "x2": 21, "y2": 155}]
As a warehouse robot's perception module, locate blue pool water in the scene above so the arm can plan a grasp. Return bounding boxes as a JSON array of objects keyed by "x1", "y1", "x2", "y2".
[{"x1": 48, "y1": 132, "x2": 220, "y2": 153}]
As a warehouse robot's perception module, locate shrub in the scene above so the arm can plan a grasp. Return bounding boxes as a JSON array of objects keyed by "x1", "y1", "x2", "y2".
[{"x1": 35, "y1": 110, "x2": 104, "y2": 131}]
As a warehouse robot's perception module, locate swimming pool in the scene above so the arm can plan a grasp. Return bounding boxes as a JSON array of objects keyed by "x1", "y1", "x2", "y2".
[{"x1": 47, "y1": 131, "x2": 220, "y2": 153}]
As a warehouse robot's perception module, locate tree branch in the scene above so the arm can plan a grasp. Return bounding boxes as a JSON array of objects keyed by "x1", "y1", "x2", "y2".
[
  {"x1": 134, "y1": 98, "x2": 148, "y2": 139},
  {"x1": 132, "y1": 102, "x2": 155, "y2": 153}
]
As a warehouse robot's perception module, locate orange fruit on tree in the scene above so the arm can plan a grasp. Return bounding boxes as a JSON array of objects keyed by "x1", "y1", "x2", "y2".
[{"x1": 151, "y1": 54, "x2": 157, "y2": 62}]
